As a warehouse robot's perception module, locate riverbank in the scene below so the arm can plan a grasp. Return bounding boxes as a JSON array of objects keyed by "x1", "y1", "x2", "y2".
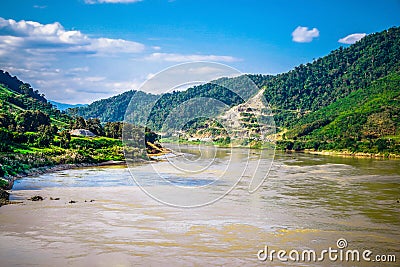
[
  {"x1": 160, "y1": 139, "x2": 274, "y2": 150},
  {"x1": 302, "y1": 149, "x2": 400, "y2": 159},
  {"x1": 0, "y1": 139, "x2": 169, "y2": 189}
]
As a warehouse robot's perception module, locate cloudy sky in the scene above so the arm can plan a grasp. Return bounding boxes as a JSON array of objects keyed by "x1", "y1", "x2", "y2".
[{"x1": 0, "y1": 0, "x2": 399, "y2": 104}]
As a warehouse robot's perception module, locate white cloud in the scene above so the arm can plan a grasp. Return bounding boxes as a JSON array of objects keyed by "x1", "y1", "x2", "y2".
[
  {"x1": 89, "y1": 38, "x2": 144, "y2": 54},
  {"x1": 33, "y1": 5, "x2": 47, "y2": 9},
  {"x1": 68, "y1": 66, "x2": 90, "y2": 73},
  {"x1": 0, "y1": 17, "x2": 145, "y2": 55},
  {"x1": 338, "y1": 33, "x2": 367, "y2": 44},
  {"x1": 84, "y1": 0, "x2": 142, "y2": 4},
  {"x1": 83, "y1": 76, "x2": 106, "y2": 82},
  {"x1": 292, "y1": 26, "x2": 319, "y2": 43},
  {"x1": 145, "y1": 53, "x2": 239, "y2": 62}
]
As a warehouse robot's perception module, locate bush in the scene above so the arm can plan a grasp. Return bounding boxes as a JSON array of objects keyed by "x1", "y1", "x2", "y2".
[{"x1": 0, "y1": 178, "x2": 9, "y2": 188}]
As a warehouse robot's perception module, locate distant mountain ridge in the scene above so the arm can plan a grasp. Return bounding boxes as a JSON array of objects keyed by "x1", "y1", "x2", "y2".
[
  {"x1": 67, "y1": 74, "x2": 268, "y2": 128},
  {"x1": 48, "y1": 101, "x2": 87, "y2": 111},
  {"x1": 67, "y1": 90, "x2": 158, "y2": 122}
]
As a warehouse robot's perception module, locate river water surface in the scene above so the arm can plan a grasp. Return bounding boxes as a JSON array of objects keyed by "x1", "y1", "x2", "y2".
[{"x1": 0, "y1": 146, "x2": 399, "y2": 266}]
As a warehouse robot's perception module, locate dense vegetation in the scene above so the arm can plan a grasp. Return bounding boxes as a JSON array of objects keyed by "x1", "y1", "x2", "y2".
[
  {"x1": 279, "y1": 72, "x2": 400, "y2": 154},
  {"x1": 0, "y1": 72, "x2": 70, "y2": 126}
]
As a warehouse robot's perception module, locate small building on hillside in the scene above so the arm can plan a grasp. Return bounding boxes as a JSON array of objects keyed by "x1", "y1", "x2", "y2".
[{"x1": 69, "y1": 129, "x2": 96, "y2": 137}]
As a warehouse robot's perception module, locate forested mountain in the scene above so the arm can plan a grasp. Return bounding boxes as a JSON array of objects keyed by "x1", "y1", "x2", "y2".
[
  {"x1": 68, "y1": 26, "x2": 400, "y2": 155},
  {"x1": 280, "y1": 72, "x2": 400, "y2": 154},
  {"x1": 72, "y1": 27, "x2": 399, "y2": 125}
]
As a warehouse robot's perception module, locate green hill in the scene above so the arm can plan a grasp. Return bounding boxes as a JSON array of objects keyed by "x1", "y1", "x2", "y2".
[
  {"x1": 68, "y1": 90, "x2": 158, "y2": 122},
  {"x1": 263, "y1": 26, "x2": 400, "y2": 128},
  {"x1": 0, "y1": 74, "x2": 71, "y2": 128},
  {"x1": 0, "y1": 70, "x2": 47, "y2": 103}
]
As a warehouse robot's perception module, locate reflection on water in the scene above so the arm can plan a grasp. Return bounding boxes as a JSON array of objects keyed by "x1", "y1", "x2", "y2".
[{"x1": 1, "y1": 147, "x2": 399, "y2": 266}]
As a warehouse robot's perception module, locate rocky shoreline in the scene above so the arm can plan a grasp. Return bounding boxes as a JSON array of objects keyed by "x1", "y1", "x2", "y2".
[{"x1": 0, "y1": 160, "x2": 127, "y2": 207}]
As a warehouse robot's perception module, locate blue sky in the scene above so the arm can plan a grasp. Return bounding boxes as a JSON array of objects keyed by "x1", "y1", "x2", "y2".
[{"x1": 0, "y1": 0, "x2": 399, "y2": 104}]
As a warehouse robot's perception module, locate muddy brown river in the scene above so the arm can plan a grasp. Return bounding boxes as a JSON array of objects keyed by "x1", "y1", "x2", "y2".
[{"x1": 0, "y1": 146, "x2": 399, "y2": 266}]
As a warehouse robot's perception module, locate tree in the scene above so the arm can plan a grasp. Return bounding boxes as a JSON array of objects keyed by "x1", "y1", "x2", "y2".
[
  {"x1": 86, "y1": 118, "x2": 104, "y2": 136},
  {"x1": 16, "y1": 110, "x2": 51, "y2": 132},
  {"x1": 0, "y1": 128, "x2": 12, "y2": 152},
  {"x1": 72, "y1": 116, "x2": 87, "y2": 129},
  {"x1": 0, "y1": 113, "x2": 15, "y2": 129},
  {"x1": 104, "y1": 122, "x2": 123, "y2": 139},
  {"x1": 145, "y1": 127, "x2": 159, "y2": 144},
  {"x1": 59, "y1": 130, "x2": 71, "y2": 148},
  {"x1": 35, "y1": 125, "x2": 56, "y2": 147},
  {"x1": 19, "y1": 83, "x2": 33, "y2": 96}
]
